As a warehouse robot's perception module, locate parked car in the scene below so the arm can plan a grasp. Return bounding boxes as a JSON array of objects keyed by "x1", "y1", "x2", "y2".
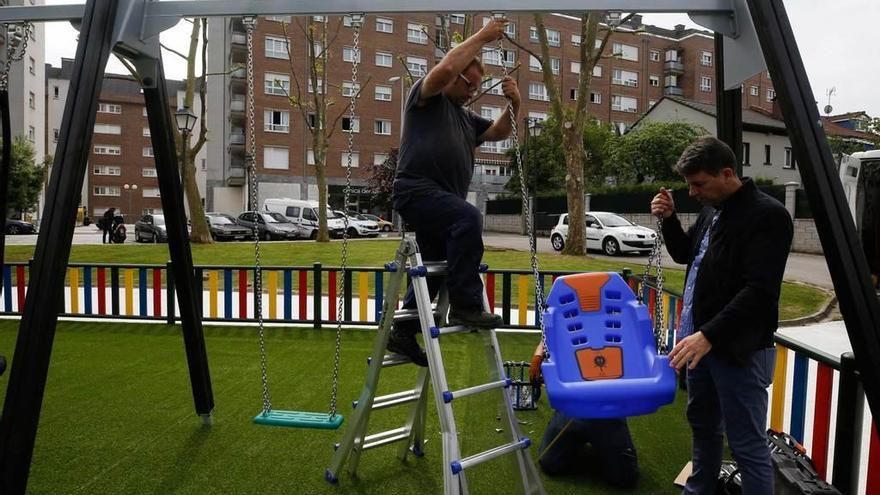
[
  {"x1": 134, "y1": 214, "x2": 168, "y2": 243},
  {"x1": 237, "y1": 211, "x2": 302, "y2": 241},
  {"x1": 550, "y1": 212, "x2": 657, "y2": 256},
  {"x1": 5, "y1": 219, "x2": 35, "y2": 235},
  {"x1": 205, "y1": 212, "x2": 254, "y2": 241},
  {"x1": 335, "y1": 211, "x2": 380, "y2": 238},
  {"x1": 360, "y1": 213, "x2": 394, "y2": 232},
  {"x1": 262, "y1": 198, "x2": 346, "y2": 239}
]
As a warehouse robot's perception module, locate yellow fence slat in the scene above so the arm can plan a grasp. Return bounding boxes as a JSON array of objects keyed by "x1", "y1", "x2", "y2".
[
  {"x1": 124, "y1": 269, "x2": 134, "y2": 316},
  {"x1": 69, "y1": 268, "x2": 79, "y2": 313},
  {"x1": 267, "y1": 271, "x2": 277, "y2": 319},
  {"x1": 359, "y1": 272, "x2": 368, "y2": 321},
  {"x1": 770, "y1": 345, "x2": 789, "y2": 431},
  {"x1": 518, "y1": 275, "x2": 528, "y2": 326}
]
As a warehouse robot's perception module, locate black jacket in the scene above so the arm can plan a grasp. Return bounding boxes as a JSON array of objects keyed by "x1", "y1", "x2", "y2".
[{"x1": 662, "y1": 178, "x2": 793, "y2": 366}]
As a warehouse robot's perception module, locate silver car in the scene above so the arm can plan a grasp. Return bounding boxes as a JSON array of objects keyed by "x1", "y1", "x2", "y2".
[{"x1": 236, "y1": 211, "x2": 303, "y2": 240}]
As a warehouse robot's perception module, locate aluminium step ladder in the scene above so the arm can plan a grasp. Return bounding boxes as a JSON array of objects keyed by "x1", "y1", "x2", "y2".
[{"x1": 326, "y1": 236, "x2": 544, "y2": 495}]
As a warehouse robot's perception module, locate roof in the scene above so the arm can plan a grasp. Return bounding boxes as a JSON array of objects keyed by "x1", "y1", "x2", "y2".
[
  {"x1": 821, "y1": 117, "x2": 877, "y2": 142},
  {"x1": 631, "y1": 96, "x2": 787, "y2": 134},
  {"x1": 827, "y1": 111, "x2": 870, "y2": 122}
]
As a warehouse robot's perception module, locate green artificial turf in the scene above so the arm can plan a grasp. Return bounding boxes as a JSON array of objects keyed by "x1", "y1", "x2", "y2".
[{"x1": 0, "y1": 320, "x2": 691, "y2": 494}]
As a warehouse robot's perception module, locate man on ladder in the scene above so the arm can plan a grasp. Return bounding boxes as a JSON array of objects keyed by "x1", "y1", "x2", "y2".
[{"x1": 388, "y1": 18, "x2": 520, "y2": 365}]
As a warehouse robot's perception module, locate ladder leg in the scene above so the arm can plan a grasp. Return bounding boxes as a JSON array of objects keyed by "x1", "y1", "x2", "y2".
[{"x1": 398, "y1": 366, "x2": 430, "y2": 460}]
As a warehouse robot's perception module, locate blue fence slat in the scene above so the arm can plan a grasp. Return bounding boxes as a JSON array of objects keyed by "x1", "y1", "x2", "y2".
[
  {"x1": 374, "y1": 271, "x2": 383, "y2": 322},
  {"x1": 3, "y1": 266, "x2": 12, "y2": 311},
  {"x1": 283, "y1": 269, "x2": 292, "y2": 320},
  {"x1": 139, "y1": 268, "x2": 148, "y2": 316},
  {"x1": 84, "y1": 266, "x2": 92, "y2": 314},
  {"x1": 790, "y1": 353, "x2": 809, "y2": 443},
  {"x1": 224, "y1": 269, "x2": 233, "y2": 319}
]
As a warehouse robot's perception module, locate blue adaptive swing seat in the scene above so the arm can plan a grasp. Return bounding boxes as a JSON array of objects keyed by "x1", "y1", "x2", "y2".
[{"x1": 541, "y1": 272, "x2": 676, "y2": 419}]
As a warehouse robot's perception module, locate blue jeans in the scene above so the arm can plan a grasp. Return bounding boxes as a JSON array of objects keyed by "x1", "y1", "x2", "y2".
[
  {"x1": 396, "y1": 190, "x2": 485, "y2": 335},
  {"x1": 538, "y1": 411, "x2": 639, "y2": 488},
  {"x1": 684, "y1": 347, "x2": 776, "y2": 495}
]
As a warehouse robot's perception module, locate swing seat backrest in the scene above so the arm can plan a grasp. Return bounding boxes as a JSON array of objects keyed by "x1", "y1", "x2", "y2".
[{"x1": 541, "y1": 272, "x2": 676, "y2": 419}]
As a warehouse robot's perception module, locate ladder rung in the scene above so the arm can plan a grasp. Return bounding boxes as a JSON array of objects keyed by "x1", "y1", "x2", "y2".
[
  {"x1": 362, "y1": 427, "x2": 410, "y2": 451},
  {"x1": 406, "y1": 262, "x2": 448, "y2": 277},
  {"x1": 392, "y1": 309, "x2": 441, "y2": 323},
  {"x1": 368, "y1": 354, "x2": 413, "y2": 368},
  {"x1": 450, "y1": 438, "x2": 531, "y2": 474},
  {"x1": 443, "y1": 379, "x2": 511, "y2": 403},
  {"x1": 353, "y1": 390, "x2": 419, "y2": 410},
  {"x1": 429, "y1": 325, "x2": 470, "y2": 338}
]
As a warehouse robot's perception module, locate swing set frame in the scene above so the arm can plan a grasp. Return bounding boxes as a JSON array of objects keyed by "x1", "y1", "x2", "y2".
[{"x1": 0, "y1": 1, "x2": 878, "y2": 494}]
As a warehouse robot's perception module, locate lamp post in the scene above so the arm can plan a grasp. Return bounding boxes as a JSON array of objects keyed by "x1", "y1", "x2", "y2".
[
  {"x1": 175, "y1": 106, "x2": 198, "y2": 174},
  {"x1": 122, "y1": 183, "x2": 138, "y2": 222},
  {"x1": 525, "y1": 118, "x2": 543, "y2": 236},
  {"x1": 387, "y1": 76, "x2": 407, "y2": 232}
]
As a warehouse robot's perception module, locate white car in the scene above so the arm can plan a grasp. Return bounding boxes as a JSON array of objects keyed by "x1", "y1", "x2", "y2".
[
  {"x1": 335, "y1": 211, "x2": 380, "y2": 238},
  {"x1": 550, "y1": 212, "x2": 657, "y2": 256}
]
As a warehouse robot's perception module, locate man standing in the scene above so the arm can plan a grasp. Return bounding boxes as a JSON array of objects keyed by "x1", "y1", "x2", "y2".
[
  {"x1": 651, "y1": 137, "x2": 793, "y2": 494},
  {"x1": 101, "y1": 207, "x2": 116, "y2": 244},
  {"x1": 387, "y1": 19, "x2": 520, "y2": 365}
]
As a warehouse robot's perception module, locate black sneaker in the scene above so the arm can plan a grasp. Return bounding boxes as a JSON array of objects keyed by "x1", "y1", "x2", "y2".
[
  {"x1": 387, "y1": 328, "x2": 428, "y2": 367},
  {"x1": 448, "y1": 308, "x2": 503, "y2": 329}
]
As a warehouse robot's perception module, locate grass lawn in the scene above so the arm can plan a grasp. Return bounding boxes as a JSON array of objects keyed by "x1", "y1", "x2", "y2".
[
  {"x1": 3, "y1": 239, "x2": 828, "y2": 321},
  {"x1": 0, "y1": 320, "x2": 691, "y2": 494}
]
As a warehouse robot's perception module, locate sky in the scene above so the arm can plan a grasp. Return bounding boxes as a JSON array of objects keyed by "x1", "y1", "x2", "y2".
[{"x1": 42, "y1": 0, "x2": 879, "y2": 117}]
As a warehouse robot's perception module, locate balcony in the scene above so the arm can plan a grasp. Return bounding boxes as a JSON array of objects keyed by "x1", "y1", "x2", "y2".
[
  {"x1": 664, "y1": 60, "x2": 684, "y2": 75},
  {"x1": 231, "y1": 32, "x2": 246, "y2": 46},
  {"x1": 228, "y1": 131, "x2": 245, "y2": 151},
  {"x1": 230, "y1": 96, "x2": 245, "y2": 113},
  {"x1": 664, "y1": 85, "x2": 684, "y2": 97},
  {"x1": 228, "y1": 67, "x2": 246, "y2": 94},
  {"x1": 226, "y1": 164, "x2": 245, "y2": 186}
]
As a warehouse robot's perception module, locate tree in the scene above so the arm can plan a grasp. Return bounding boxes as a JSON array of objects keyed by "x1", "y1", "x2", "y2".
[
  {"x1": 280, "y1": 17, "x2": 370, "y2": 242},
  {"x1": 604, "y1": 121, "x2": 707, "y2": 184},
  {"x1": 509, "y1": 13, "x2": 634, "y2": 255},
  {"x1": 365, "y1": 148, "x2": 397, "y2": 213},
  {"x1": 119, "y1": 18, "x2": 212, "y2": 243},
  {"x1": 5, "y1": 135, "x2": 46, "y2": 216}
]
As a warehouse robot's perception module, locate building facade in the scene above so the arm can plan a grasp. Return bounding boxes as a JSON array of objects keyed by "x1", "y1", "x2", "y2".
[
  {"x1": 197, "y1": 13, "x2": 775, "y2": 216},
  {"x1": 46, "y1": 59, "x2": 207, "y2": 222}
]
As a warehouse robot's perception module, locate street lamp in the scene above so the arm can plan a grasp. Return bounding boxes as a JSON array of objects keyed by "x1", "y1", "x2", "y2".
[
  {"x1": 175, "y1": 106, "x2": 198, "y2": 137},
  {"x1": 523, "y1": 118, "x2": 543, "y2": 236},
  {"x1": 387, "y1": 76, "x2": 406, "y2": 140},
  {"x1": 122, "y1": 183, "x2": 138, "y2": 223}
]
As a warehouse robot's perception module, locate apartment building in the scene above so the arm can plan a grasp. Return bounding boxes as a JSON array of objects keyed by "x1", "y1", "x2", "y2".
[
  {"x1": 46, "y1": 59, "x2": 207, "y2": 222},
  {"x1": 205, "y1": 13, "x2": 776, "y2": 215}
]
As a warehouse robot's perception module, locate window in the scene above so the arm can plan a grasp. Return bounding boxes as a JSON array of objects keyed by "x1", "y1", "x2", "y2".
[
  {"x1": 611, "y1": 95, "x2": 638, "y2": 113},
  {"x1": 571, "y1": 34, "x2": 581, "y2": 46},
  {"x1": 450, "y1": 14, "x2": 465, "y2": 25},
  {"x1": 479, "y1": 106, "x2": 510, "y2": 154},
  {"x1": 592, "y1": 65, "x2": 603, "y2": 78},
  {"x1": 501, "y1": 49, "x2": 515, "y2": 67},
  {"x1": 141, "y1": 187, "x2": 161, "y2": 198},
  {"x1": 374, "y1": 153, "x2": 389, "y2": 165},
  {"x1": 767, "y1": 89, "x2": 776, "y2": 102},
  {"x1": 406, "y1": 56, "x2": 427, "y2": 77},
  {"x1": 649, "y1": 50, "x2": 660, "y2": 62},
  {"x1": 94, "y1": 123, "x2": 121, "y2": 135},
  {"x1": 612, "y1": 43, "x2": 638, "y2": 61},
  {"x1": 28, "y1": 57, "x2": 34, "y2": 75},
  {"x1": 265, "y1": 36, "x2": 289, "y2": 59},
  {"x1": 93, "y1": 165, "x2": 121, "y2": 176},
  {"x1": 482, "y1": 47, "x2": 501, "y2": 66},
  {"x1": 529, "y1": 55, "x2": 541, "y2": 72},
  {"x1": 529, "y1": 26, "x2": 539, "y2": 42},
  {"x1": 504, "y1": 22, "x2": 516, "y2": 37},
  {"x1": 570, "y1": 89, "x2": 578, "y2": 101},
  {"x1": 98, "y1": 103, "x2": 122, "y2": 115},
  {"x1": 307, "y1": 149, "x2": 315, "y2": 165},
  {"x1": 750, "y1": 85, "x2": 759, "y2": 96},
  {"x1": 528, "y1": 82, "x2": 549, "y2": 101},
  {"x1": 648, "y1": 99, "x2": 656, "y2": 108},
  {"x1": 312, "y1": 15, "x2": 326, "y2": 23},
  {"x1": 307, "y1": 78, "x2": 324, "y2": 94},
  {"x1": 52, "y1": 128, "x2": 58, "y2": 142},
  {"x1": 570, "y1": 61, "x2": 581, "y2": 74},
  {"x1": 665, "y1": 75, "x2": 678, "y2": 87},
  {"x1": 701, "y1": 51, "x2": 713, "y2": 67},
  {"x1": 53, "y1": 86, "x2": 59, "y2": 99},
  {"x1": 550, "y1": 58, "x2": 560, "y2": 75},
  {"x1": 27, "y1": 126, "x2": 34, "y2": 142},
  {"x1": 341, "y1": 81, "x2": 361, "y2": 97},
  {"x1": 375, "y1": 119, "x2": 392, "y2": 135},
  {"x1": 612, "y1": 69, "x2": 638, "y2": 87},
  {"x1": 649, "y1": 75, "x2": 660, "y2": 87},
  {"x1": 94, "y1": 186, "x2": 121, "y2": 197},
  {"x1": 375, "y1": 51, "x2": 393, "y2": 67},
  {"x1": 264, "y1": 110, "x2": 290, "y2": 133},
  {"x1": 342, "y1": 116, "x2": 360, "y2": 133},
  {"x1": 28, "y1": 91, "x2": 35, "y2": 109},
  {"x1": 265, "y1": 15, "x2": 291, "y2": 23},
  {"x1": 263, "y1": 146, "x2": 289, "y2": 170},
  {"x1": 590, "y1": 91, "x2": 601, "y2": 104},
  {"x1": 407, "y1": 23, "x2": 428, "y2": 44},
  {"x1": 546, "y1": 29, "x2": 560, "y2": 47},
  {"x1": 700, "y1": 76, "x2": 712, "y2": 92},
  {"x1": 143, "y1": 146, "x2": 154, "y2": 157},
  {"x1": 764, "y1": 144, "x2": 772, "y2": 165},
  {"x1": 784, "y1": 147, "x2": 796, "y2": 169},
  {"x1": 343, "y1": 46, "x2": 361, "y2": 63},
  {"x1": 375, "y1": 85, "x2": 392, "y2": 101},
  {"x1": 528, "y1": 111, "x2": 548, "y2": 122},
  {"x1": 665, "y1": 50, "x2": 678, "y2": 62},
  {"x1": 310, "y1": 42, "x2": 325, "y2": 58},
  {"x1": 94, "y1": 145, "x2": 121, "y2": 155},
  {"x1": 341, "y1": 151, "x2": 360, "y2": 167},
  {"x1": 743, "y1": 142, "x2": 751, "y2": 166},
  {"x1": 265, "y1": 73, "x2": 290, "y2": 96},
  {"x1": 142, "y1": 107, "x2": 148, "y2": 117},
  {"x1": 376, "y1": 17, "x2": 393, "y2": 33},
  {"x1": 307, "y1": 113, "x2": 316, "y2": 129},
  {"x1": 142, "y1": 127, "x2": 151, "y2": 137},
  {"x1": 481, "y1": 77, "x2": 503, "y2": 96},
  {"x1": 142, "y1": 167, "x2": 157, "y2": 177}
]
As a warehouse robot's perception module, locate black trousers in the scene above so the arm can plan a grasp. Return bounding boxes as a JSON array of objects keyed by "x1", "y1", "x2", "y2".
[{"x1": 396, "y1": 189, "x2": 485, "y2": 334}]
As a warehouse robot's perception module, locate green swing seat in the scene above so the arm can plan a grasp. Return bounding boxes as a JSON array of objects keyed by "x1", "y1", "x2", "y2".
[{"x1": 253, "y1": 409, "x2": 344, "y2": 429}]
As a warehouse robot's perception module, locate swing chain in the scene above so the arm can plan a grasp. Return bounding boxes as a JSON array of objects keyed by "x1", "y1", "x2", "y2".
[
  {"x1": 642, "y1": 215, "x2": 667, "y2": 353},
  {"x1": 1, "y1": 22, "x2": 34, "y2": 92},
  {"x1": 494, "y1": 18, "x2": 548, "y2": 357},
  {"x1": 329, "y1": 13, "x2": 364, "y2": 420},
  {"x1": 244, "y1": 16, "x2": 272, "y2": 414}
]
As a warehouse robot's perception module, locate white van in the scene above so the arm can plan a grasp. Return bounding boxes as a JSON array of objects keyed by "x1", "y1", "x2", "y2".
[{"x1": 263, "y1": 198, "x2": 346, "y2": 239}]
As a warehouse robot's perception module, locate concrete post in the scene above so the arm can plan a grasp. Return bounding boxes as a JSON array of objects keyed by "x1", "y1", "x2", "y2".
[
  {"x1": 584, "y1": 193, "x2": 592, "y2": 212},
  {"x1": 784, "y1": 181, "x2": 799, "y2": 218}
]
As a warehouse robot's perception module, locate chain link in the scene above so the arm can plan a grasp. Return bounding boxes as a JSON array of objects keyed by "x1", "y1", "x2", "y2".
[
  {"x1": 1, "y1": 22, "x2": 34, "y2": 92},
  {"x1": 329, "y1": 13, "x2": 364, "y2": 420},
  {"x1": 641, "y1": 216, "x2": 667, "y2": 353},
  {"x1": 243, "y1": 17, "x2": 272, "y2": 415},
  {"x1": 493, "y1": 18, "x2": 548, "y2": 358}
]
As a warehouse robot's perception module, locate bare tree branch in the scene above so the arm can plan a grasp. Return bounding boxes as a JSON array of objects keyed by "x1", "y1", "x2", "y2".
[{"x1": 160, "y1": 42, "x2": 188, "y2": 61}]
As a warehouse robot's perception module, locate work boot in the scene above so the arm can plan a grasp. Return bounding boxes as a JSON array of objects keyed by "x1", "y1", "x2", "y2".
[
  {"x1": 387, "y1": 327, "x2": 428, "y2": 367},
  {"x1": 448, "y1": 307, "x2": 503, "y2": 329}
]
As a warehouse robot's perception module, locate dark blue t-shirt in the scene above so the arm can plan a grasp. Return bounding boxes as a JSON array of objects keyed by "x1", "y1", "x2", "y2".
[{"x1": 392, "y1": 78, "x2": 493, "y2": 209}]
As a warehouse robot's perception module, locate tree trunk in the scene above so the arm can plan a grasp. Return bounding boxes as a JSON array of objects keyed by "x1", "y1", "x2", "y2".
[
  {"x1": 314, "y1": 135, "x2": 330, "y2": 242},
  {"x1": 182, "y1": 144, "x2": 210, "y2": 243},
  {"x1": 562, "y1": 126, "x2": 586, "y2": 256}
]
